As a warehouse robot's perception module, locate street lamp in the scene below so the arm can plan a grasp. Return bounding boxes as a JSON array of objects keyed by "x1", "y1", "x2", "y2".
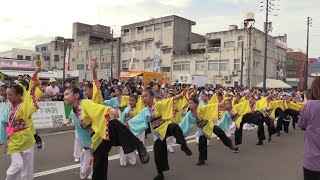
[{"x1": 55, "y1": 36, "x2": 75, "y2": 81}]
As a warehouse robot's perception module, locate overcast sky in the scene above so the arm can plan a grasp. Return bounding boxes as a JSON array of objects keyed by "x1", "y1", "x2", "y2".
[{"x1": 0, "y1": 0, "x2": 319, "y2": 57}]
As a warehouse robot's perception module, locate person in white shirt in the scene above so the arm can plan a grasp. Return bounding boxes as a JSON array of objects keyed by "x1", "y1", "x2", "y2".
[{"x1": 45, "y1": 78, "x2": 60, "y2": 101}]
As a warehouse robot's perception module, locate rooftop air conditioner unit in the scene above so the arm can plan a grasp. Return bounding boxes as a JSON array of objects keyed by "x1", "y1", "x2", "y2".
[{"x1": 224, "y1": 75, "x2": 231, "y2": 83}]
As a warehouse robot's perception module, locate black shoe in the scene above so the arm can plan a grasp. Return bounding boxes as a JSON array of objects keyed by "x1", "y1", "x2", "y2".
[
  {"x1": 153, "y1": 173, "x2": 164, "y2": 180},
  {"x1": 137, "y1": 144, "x2": 150, "y2": 164},
  {"x1": 232, "y1": 146, "x2": 239, "y2": 153},
  {"x1": 196, "y1": 160, "x2": 205, "y2": 166},
  {"x1": 36, "y1": 141, "x2": 44, "y2": 150},
  {"x1": 276, "y1": 132, "x2": 280, "y2": 137},
  {"x1": 181, "y1": 144, "x2": 192, "y2": 156},
  {"x1": 268, "y1": 137, "x2": 272, "y2": 142},
  {"x1": 256, "y1": 141, "x2": 263, "y2": 145}
]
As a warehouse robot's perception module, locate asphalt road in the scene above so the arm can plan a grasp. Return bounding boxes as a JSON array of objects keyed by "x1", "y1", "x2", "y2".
[{"x1": 0, "y1": 127, "x2": 305, "y2": 180}]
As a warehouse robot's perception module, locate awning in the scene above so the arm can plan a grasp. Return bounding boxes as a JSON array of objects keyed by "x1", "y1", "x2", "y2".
[
  {"x1": 286, "y1": 81, "x2": 298, "y2": 87},
  {"x1": 0, "y1": 70, "x2": 58, "y2": 79},
  {"x1": 119, "y1": 72, "x2": 143, "y2": 78},
  {"x1": 255, "y1": 79, "x2": 292, "y2": 89}
]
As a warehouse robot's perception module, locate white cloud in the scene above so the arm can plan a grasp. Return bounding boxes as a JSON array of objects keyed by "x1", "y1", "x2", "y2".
[{"x1": 0, "y1": 0, "x2": 319, "y2": 58}]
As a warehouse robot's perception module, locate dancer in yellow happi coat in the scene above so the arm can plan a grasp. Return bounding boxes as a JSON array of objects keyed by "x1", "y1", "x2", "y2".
[
  {"x1": 0, "y1": 68, "x2": 43, "y2": 180},
  {"x1": 234, "y1": 97, "x2": 276, "y2": 146},
  {"x1": 127, "y1": 89, "x2": 192, "y2": 180},
  {"x1": 179, "y1": 97, "x2": 239, "y2": 166},
  {"x1": 63, "y1": 87, "x2": 150, "y2": 180}
]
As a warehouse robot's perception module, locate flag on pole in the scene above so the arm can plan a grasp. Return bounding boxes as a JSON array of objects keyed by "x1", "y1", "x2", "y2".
[
  {"x1": 309, "y1": 58, "x2": 316, "y2": 64},
  {"x1": 65, "y1": 48, "x2": 69, "y2": 73}
]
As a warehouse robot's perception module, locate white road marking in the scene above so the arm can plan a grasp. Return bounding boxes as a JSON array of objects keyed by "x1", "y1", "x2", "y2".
[{"x1": 34, "y1": 136, "x2": 197, "y2": 178}]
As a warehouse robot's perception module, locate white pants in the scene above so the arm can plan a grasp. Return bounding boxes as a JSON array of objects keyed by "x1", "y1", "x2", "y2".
[
  {"x1": 119, "y1": 147, "x2": 137, "y2": 166},
  {"x1": 73, "y1": 131, "x2": 82, "y2": 159},
  {"x1": 243, "y1": 123, "x2": 251, "y2": 131},
  {"x1": 195, "y1": 131, "x2": 210, "y2": 145},
  {"x1": 225, "y1": 121, "x2": 236, "y2": 137},
  {"x1": 80, "y1": 149, "x2": 93, "y2": 175},
  {"x1": 119, "y1": 131, "x2": 145, "y2": 166},
  {"x1": 6, "y1": 146, "x2": 34, "y2": 180},
  {"x1": 166, "y1": 136, "x2": 176, "y2": 150}
]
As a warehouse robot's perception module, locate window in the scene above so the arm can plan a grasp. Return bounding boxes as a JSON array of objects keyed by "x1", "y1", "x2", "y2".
[
  {"x1": 122, "y1": 29, "x2": 130, "y2": 36},
  {"x1": 137, "y1": 42, "x2": 142, "y2": 51},
  {"x1": 234, "y1": 59, "x2": 241, "y2": 71},
  {"x1": 154, "y1": 24, "x2": 162, "y2": 31},
  {"x1": 145, "y1": 41, "x2": 152, "y2": 50},
  {"x1": 208, "y1": 60, "x2": 219, "y2": 70},
  {"x1": 95, "y1": 49, "x2": 100, "y2": 56},
  {"x1": 36, "y1": 47, "x2": 39, "y2": 52},
  {"x1": 144, "y1": 61, "x2": 152, "y2": 69},
  {"x1": 43, "y1": 56, "x2": 47, "y2": 61},
  {"x1": 162, "y1": 48, "x2": 171, "y2": 54},
  {"x1": 131, "y1": 60, "x2": 139, "y2": 69},
  {"x1": 122, "y1": 60, "x2": 129, "y2": 68},
  {"x1": 77, "y1": 64, "x2": 85, "y2": 70},
  {"x1": 17, "y1": 55, "x2": 23, "y2": 60},
  {"x1": 196, "y1": 61, "x2": 205, "y2": 70},
  {"x1": 160, "y1": 67, "x2": 170, "y2": 72},
  {"x1": 219, "y1": 60, "x2": 229, "y2": 71},
  {"x1": 287, "y1": 71, "x2": 297, "y2": 75},
  {"x1": 54, "y1": 55, "x2": 59, "y2": 62},
  {"x1": 146, "y1": 25, "x2": 153, "y2": 32},
  {"x1": 137, "y1": 26, "x2": 144, "y2": 34},
  {"x1": 287, "y1": 59, "x2": 293, "y2": 65},
  {"x1": 164, "y1": 21, "x2": 172, "y2": 27},
  {"x1": 122, "y1": 44, "x2": 127, "y2": 52},
  {"x1": 238, "y1": 36, "x2": 244, "y2": 47},
  {"x1": 78, "y1": 41, "x2": 83, "y2": 46},
  {"x1": 41, "y1": 47, "x2": 47, "y2": 51},
  {"x1": 101, "y1": 63, "x2": 107, "y2": 69},
  {"x1": 88, "y1": 50, "x2": 93, "y2": 57},
  {"x1": 72, "y1": 58, "x2": 76, "y2": 62},
  {"x1": 81, "y1": 51, "x2": 85, "y2": 58},
  {"x1": 25, "y1": 56, "x2": 31, "y2": 60},
  {"x1": 224, "y1": 41, "x2": 235, "y2": 48},
  {"x1": 156, "y1": 43, "x2": 161, "y2": 49},
  {"x1": 173, "y1": 61, "x2": 190, "y2": 71}
]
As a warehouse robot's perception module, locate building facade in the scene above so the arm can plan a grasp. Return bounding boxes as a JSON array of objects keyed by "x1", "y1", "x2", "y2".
[
  {"x1": 120, "y1": 15, "x2": 204, "y2": 80},
  {"x1": 0, "y1": 48, "x2": 42, "y2": 67},
  {"x1": 172, "y1": 26, "x2": 287, "y2": 88},
  {"x1": 286, "y1": 50, "x2": 306, "y2": 89},
  {"x1": 69, "y1": 22, "x2": 120, "y2": 78}
]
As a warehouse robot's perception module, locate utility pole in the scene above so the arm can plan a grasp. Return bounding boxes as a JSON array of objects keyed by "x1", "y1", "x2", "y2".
[
  {"x1": 240, "y1": 41, "x2": 244, "y2": 87},
  {"x1": 262, "y1": 0, "x2": 269, "y2": 92},
  {"x1": 305, "y1": 17, "x2": 312, "y2": 90},
  {"x1": 110, "y1": 29, "x2": 114, "y2": 80},
  {"x1": 261, "y1": 0, "x2": 279, "y2": 91}
]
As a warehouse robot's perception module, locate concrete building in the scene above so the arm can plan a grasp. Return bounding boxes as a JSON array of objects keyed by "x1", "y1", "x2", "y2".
[
  {"x1": 0, "y1": 48, "x2": 41, "y2": 67},
  {"x1": 120, "y1": 15, "x2": 204, "y2": 80},
  {"x1": 70, "y1": 22, "x2": 120, "y2": 78},
  {"x1": 35, "y1": 41, "x2": 66, "y2": 70},
  {"x1": 286, "y1": 49, "x2": 306, "y2": 89},
  {"x1": 35, "y1": 43, "x2": 51, "y2": 69},
  {"x1": 172, "y1": 25, "x2": 287, "y2": 88}
]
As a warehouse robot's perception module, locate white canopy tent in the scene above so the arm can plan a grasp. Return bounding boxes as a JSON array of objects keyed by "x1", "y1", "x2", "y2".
[{"x1": 255, "y1": 79, "x2": 292, "y2": 89}]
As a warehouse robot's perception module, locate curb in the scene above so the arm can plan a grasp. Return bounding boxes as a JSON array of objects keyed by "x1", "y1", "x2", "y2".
[{"x1": 37, "y1": 126, "x2": 74, "y2": 134}]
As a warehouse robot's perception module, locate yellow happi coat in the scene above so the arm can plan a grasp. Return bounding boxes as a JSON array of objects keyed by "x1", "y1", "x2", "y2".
[{"x1": 1, "y1": 84, "x2": 40, "y2": 154}]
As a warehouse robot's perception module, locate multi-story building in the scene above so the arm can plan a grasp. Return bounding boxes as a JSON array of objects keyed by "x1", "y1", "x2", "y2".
[
  {"x1": 70, "y1": 22, "x2": 120, "y2": 78},
  {"x1": 0, "y1": 48, "x2": 42, "y2": 66},
  {"x1": 120, "y1": 15, "x2": 204, "y2": 80},
  {"x1": 172, "y1": 25, "x2": 287, "y2": 88},
  {"x1": 35, "y1": 41, "x2": 68, "y2": 70},
  {"x1": 286, "y1": 49, "x2": 306, "y2": 89}
]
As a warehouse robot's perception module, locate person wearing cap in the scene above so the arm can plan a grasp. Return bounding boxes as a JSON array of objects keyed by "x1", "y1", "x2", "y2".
[{"x1": 45, "y1": 78, "x2": 60, "y2": 101}]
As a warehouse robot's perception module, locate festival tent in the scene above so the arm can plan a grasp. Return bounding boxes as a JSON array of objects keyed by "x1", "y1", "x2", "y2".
[{"x1": 255, "y1": 79, "x2": 292, "y2": 89}]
